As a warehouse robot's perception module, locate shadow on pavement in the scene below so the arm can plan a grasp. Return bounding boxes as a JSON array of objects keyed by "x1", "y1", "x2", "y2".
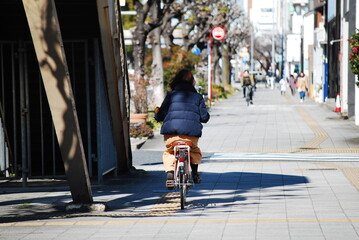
[
  {"x1": 186, "y1": 171, "x2": 309, "y2": 210},
  {"x1": 0, "y1": 170, "x2": 309, "y2": 223}
]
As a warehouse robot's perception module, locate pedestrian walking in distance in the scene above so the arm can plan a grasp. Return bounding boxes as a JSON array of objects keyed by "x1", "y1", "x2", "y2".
[
  {"x1": 279, "y1": 78, "x2": 287, "y2": 95},
  {"x1": 241, "y1": 70, "x2": 255, "y2": 104},
  {"x1": 297, "y1": 72, "x2": 309, "y2": 102},
  {"x1": 288, "y1": 74, "x2": 296, "y2": 96},
  {"x1": 155, "y1": 69, "x2": 210, "y2": 189}
]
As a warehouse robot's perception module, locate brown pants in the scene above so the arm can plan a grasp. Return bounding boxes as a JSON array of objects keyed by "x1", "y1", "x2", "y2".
[{"x1": 163, "y1": 135, "x2": 202, "y2": 172}]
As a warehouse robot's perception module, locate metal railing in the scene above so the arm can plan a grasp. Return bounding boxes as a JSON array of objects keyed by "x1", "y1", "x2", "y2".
[{"x1": 0, "y1": 103, "x2": 11, "y2": 177}]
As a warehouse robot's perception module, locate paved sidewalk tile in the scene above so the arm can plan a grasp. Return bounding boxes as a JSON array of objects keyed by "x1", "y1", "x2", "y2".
[{"x1": 2, "y1": 87, "x2": 359, "y2": 239}]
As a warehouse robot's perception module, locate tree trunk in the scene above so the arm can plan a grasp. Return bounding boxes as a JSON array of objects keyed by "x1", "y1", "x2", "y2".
[
  {"x1": 215, "y1": 62, "x2": 221, "y2": 85},
  {"x1": 212, "y1": 44, "x2": 221, "y2": 85},
  {"x1": 222, "y1": 45, "x2": 230, "y2": 85},
  {"x1": 131, "y1": 0, "x2": 158, "y2": 114},
  {"x1": 132, "y1": 29, "x2": 148, "y2": 113},
  {"x1": 149, "y1": 27, "x2": 165, "y2": 107}
]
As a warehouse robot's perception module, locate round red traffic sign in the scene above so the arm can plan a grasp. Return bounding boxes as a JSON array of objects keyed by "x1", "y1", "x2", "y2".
[{"x1": 212, "y1": 26, "x2": 226, "y2": 41}]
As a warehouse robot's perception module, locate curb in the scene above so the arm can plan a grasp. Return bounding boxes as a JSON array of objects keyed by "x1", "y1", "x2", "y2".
[{"x1": 130, "y1": 138, "x2": 146, "y2": 149}]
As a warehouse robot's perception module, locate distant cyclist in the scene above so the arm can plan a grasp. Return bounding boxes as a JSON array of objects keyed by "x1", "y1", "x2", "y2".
[
  {"x1": 155, "y1": 69, "x2": 210, "y2": 189},
  {"x1": 241, "y1": 70, "x2": 255, "y2": 104}
]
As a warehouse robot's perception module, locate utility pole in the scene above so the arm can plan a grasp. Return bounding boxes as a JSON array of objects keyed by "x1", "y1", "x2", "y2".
[
  {"x1": 271, "y1": 0, "x2": 276, "y2": 89},
  {"x1": 280, "y1": 0, "x2": 284, "y2": 79},
  {"x1": 250, "y1": 9, "x2": 254, "y2": 73}
]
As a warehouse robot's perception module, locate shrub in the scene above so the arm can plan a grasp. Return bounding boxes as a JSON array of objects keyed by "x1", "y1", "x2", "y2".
[
  {"x1": 212, "y1": 84, "x2": 236, "y2": 99},
  {"x1": 130, "y1": 123, "x2": 154, "y2": 138},
  {"x1": 348, "y1": 30, "x2": 359, "y2": 87},
  {"x1": 146, "y1": 109, "x2": 162, "y2": 130}
]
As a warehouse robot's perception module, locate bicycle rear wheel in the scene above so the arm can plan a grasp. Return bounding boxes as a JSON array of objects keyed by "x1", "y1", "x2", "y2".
[{"x1": 179, "y1": 169, "x2": 186, "y2": 210}]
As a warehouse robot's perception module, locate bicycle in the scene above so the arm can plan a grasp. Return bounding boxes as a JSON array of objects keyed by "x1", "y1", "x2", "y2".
[
  {"x1": 245, "y1": 85, "x2": 253, "y2": 106},
  {"x1": 172, "y1": 140, "x2": 193, "y2": 210}
]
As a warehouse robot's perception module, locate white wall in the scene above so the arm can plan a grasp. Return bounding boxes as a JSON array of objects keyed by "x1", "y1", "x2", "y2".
[
  {"x1": 287, "y1": 34, "x2": 301, "y2": 63},
  {"x1": 341, "y1": 19, "x2": 349, "y2": 113},
  {"x1": 251, "y1": 0, "x2": 275, "y2": 33},
  {"x1": 313, "y1": 28, "x2": 324, "y2": 103},
  {"x1": 292, "y1": 14, "x2": 303, "y2": 34},
  {"x1": 303, "y1": 12, "x2": 314, "y2": 76}
]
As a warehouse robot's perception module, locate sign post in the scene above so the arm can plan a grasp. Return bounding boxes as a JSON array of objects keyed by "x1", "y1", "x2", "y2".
[{"x1": 208, "y1": 26, "x2": 226, "y2": 103}]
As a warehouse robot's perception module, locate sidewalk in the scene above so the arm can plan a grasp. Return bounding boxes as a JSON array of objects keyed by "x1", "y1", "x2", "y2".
[
  {"x1": 1, "y1": 86, "x2": 359, "y2": 240},
  {"x1": 198, "y1": 84, "x2": 358, "y2": 154}
]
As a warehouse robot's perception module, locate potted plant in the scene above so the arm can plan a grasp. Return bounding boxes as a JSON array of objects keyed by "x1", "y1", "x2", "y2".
[{"x1": 129, "y1": 72, "x2": 149, "y2": 123}]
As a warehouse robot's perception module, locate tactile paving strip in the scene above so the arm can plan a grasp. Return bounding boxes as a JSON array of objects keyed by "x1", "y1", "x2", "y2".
[
  {"x1": 295, "y1": 106, "x2": 329, "y2": 149},
  {"x1": 0, "y1": 192, "x2": 182, "y2": 222},
  {"x1": 57, "y1": 192, "x2": 181, "y2": 217},
  {"x1": 318, "y1": 162, "x2": 359, "y2": 191}
]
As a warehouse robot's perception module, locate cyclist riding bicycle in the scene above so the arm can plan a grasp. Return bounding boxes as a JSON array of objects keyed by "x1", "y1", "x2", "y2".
[
  {"x1": 241, "y1": 70, "x2": 255, "y2": 104},
  {"x1": 155, "y1": 69, "x2": 210, "y2": 189}
]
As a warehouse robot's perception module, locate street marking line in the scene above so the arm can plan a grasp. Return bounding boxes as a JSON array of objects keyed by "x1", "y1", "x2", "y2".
[
  {"x1": 75, "y1": 221, "x2": 106, "y2": 226},
  {"x1": 0, "y1": 223, "x2": 14, "y2": 227},
  {"x1": 208, "y1": 152, "x2": 359, "y2": 161},
  {"x1": 45, "y1": 222, "x2": 76, "y2": 226},
  {"x1": 106, "y1": 221, "x2": 136, "y2": 225},
  {"x1": 3, "y1": 218, "x2": 359, "y2": 226},
  {"x1": 318, "y1": 219, "x2": 350, "y2": 223},
  {"x1": 14, "y1": 222, "x2": 45, "y2": 226},
  {"x1": 207, "y1": 148, "x2": 359, "y2": 154},
  {"x1": 287, "y1": 219, "x2": 317, "y2": 223}
]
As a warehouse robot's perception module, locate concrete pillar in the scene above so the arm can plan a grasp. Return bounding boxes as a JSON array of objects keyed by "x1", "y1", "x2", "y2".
[
  {"x1": 342, "y1": 19, "x2": 349, "y2": 114},
  {"x1": 22, "y1": 0, "x2": 93, "y2": 203},
  {"x1": 96, "y1": 0, "x2": 132, "y2": 173}
]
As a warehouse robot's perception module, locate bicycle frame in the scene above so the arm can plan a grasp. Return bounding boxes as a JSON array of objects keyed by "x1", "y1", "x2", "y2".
[{"x1": 173, "y1": 144, "x2": 192, "y2": 188}]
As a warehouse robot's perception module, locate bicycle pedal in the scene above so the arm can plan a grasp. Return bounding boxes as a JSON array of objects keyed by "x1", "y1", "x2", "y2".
[{"x1": 166, "y1": 180, "x2": 175, "y2": 190}]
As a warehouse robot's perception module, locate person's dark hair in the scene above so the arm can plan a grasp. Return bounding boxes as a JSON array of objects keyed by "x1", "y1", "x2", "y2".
[{"x1": 169, "y1": 69, "x2": 194, "y2": 90}]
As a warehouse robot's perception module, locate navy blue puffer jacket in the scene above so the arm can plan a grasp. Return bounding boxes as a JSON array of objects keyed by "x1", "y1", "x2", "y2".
[{"x1": 155, "y1": 82, "x2": 210, "y2": 137}]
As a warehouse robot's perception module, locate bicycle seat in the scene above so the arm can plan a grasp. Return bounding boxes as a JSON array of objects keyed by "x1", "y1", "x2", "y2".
[{"x1": 172, "y1": 140, "x2": 193, "y2": 147}]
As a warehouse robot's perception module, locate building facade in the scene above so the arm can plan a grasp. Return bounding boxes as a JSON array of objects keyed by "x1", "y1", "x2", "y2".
[{"x1": 0, "y1": 0, "x2": 132, "y2": 201}]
